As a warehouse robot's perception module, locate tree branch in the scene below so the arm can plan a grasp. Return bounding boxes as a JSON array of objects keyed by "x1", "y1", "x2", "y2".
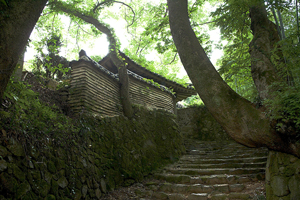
[
  {"x1": 52, "y1": 1, "x2": 133, "y2": 118},
  {"x1": 167, "y1": 52, "x2": 178, "y2": 65}
]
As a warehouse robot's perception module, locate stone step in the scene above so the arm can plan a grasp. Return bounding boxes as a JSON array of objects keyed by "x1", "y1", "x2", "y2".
[
  {"x1": 164, "y1": 167, "x2": 265, "y2": 176},
  {"x1": 150, "y1": 191, "x2": 252, "y2": 200},
  {"x1": 154, "y1": 173, "x2": 265, "y2": 185},
  {"x1": 185, "y1": 142, "x2": 265, "y2": 149},
  {"x1": 187, "y1": 192, "x2": 251, "y2": 200},
  {"x1": 171, "y1": 162, "x2": 266, "y2": 169},
  {"x1": 158, "y1": 183, "x2": 245, "y2": 194},
  {"x1": 177, "y1": 156, "x2": 267, "y2": 164},
  {"x1": 188, "y1": 147, "x2": 267, "y2": 153},
  {"x1": 181, "y1": 152, "x2": 267, "y2": 159},
  {"x1": 187, "y1": 151, "x2": 267, "y2": 157},
  {"x1": 143, "y1": 141, "x2": 266, "y2": 200}
]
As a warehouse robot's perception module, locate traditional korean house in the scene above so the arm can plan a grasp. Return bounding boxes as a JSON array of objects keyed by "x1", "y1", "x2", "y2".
[{"x1": 68, "y1": 51, "x2": 196, "y2": 117}]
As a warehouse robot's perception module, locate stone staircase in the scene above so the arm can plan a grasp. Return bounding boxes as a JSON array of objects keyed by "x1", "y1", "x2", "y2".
[{"x1": 135, "y1": 141, "x2": 268, "y2": 200}]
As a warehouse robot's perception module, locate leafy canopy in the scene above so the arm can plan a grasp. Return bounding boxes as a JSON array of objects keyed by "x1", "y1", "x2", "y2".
[{"x1": 27, "y1": 0, "x2": 221, "y2": 86}]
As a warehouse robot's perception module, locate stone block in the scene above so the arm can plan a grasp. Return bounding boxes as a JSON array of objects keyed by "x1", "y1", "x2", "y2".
[
  {"x1": 16, "y1": 181, "x2": 31, "y2": 199},
  {"x1": 0, "y1": 145, "x2": 8, "y2": 157},
  {"x1": 0, "y1": 160, "x2": 7, "y2": 172},
  {"x1": 152, "y1": 192, "x2": 169, "y2": 200},
  {"x1": 229, "y1": 184, "x2": 245, "y2": 192},
  {"x1": 100, "y1": 178, "x2": 107, "y2": 193},
  {"x1": 271, "y1": 176, "x2": 290, "y2": 197},
  {"x1": 288, "y1": 175, "x2": 300, "y2": 200},
  {"x1": 57, "y1": 176, "x2": 68, "y2": 188},
  {"x1": 228, "y1": 193, "x2": 250, "y2": 199},
  {"x1": 187, "y1": 193, "x2": 208, "y2": 200},
  {"x1": 7, "y1": 143, "x2": 24, "y2": 157},
  {"x1": 82, "y1": 185, "x2": 88, "y2": 198}
]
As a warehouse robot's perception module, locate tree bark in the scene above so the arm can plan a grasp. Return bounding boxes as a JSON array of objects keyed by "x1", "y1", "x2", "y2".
[
  {"x1": 249, "y1": 2, "x2": 280, "y2": 100},
  {"x1": 0, "y1": 0, "x2": 48, "y2": 100},
  {"x1": 54, "y1": 2, "x2": 133, "y2": 118},
  {"x1": 167, "y1": 0, "x2": 300, "y2": 157}
]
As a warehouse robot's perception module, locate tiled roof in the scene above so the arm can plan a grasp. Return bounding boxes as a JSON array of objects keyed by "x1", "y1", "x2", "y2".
[{"x1": 99, "y1": 52, "x2": 197, "y2": 101}]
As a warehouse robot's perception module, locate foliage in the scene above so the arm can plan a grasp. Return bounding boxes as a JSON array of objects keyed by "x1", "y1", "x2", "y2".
[
  {"x1": 265, "y1": 27, "x2": 300, "y2": 135},
  {"x1": 264, "y1": 82, "x2": 300, "y2": 136},
  {"x1": 211, "y1": 0, "x2": 259, "y2": 100},
  {"x1": 0, "y1": 0, "x2": 7, "y2": 6},
  {"x1": 271, "y1": 31, "x2": 300, "y2": 84},
  {"x1": 217, "y1": 35, "x2": 258, "y2": 101},
  {"x1": 211, "y1": 0, "x2": 300, "y2": 102},
  {"x1": 90, "y1": 55, "x2": 103, "y2": 61},
  {"x1": 120, "y1": 0, "x2": 213, "y2": 84},
  {"x1": 0, "y1": 79, "x2": 78, "y2": 147},
  {"x1": 123, "y1": 49, "x2": 190, "y2": 85},
  {"x1": 181, "y1": 95, "x2": 204, "y2": 108},
  {"x1": 32, "y1": 33, "x2": 70, "y2": 80}
]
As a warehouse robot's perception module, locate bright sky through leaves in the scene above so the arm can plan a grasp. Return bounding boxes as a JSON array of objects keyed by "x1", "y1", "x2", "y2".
[{"x1": 24, "y1": 0, "x2": 224, "y2": 79}]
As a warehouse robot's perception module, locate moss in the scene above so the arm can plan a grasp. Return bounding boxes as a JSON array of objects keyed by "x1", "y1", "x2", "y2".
[
  {"x1": 32, "y1": 179, "x2": 50, "y2": 197},
  {"x1": 0, "y1": 172, "x2": 18, "y2": 193},
  {"x1": 88, "y1": 188, "x2": 96, "y2": 198},
  {"x1": 0, "y1": 160, "x2": 7, "y2": 172},
  {"x1": 50, "y1": 179, "x2": 59, "y2": 197},
  {"x1": 55, "y1": 159, "x2": 65, "y2": 171},
  {"x1": 7, "y1": 143, "x2": 24, "y2": 157},
  {"x1": 73, "y1": 189, "x2": 82, "y2": 200},
  {"x1": 0, "y1": 106, "x2": 184, "y2": 198},
  {"x1": 75, "y1": 178, "x2": 82, "y2": 189},
  {"x1": 16, "y1": 181, "x2": 31, "y2": 199},
  {"x1": 47, "y1": 161, "x2": 56, "y2": 174},
  {"x1": 57, "y1": 176, "x2": 68, "y2": 188},
  {"x1": 0, "y1": 145, "x2": 8, "y2": 158},
  {"x1": 46, "y1": 194, "x2": 56, "y2": 200},
  {"x1": 22, "y1": 191, "x2": 38, "y2": 200},
  {"x1": 11, "y1": 164, "x2": 25, "y2": 182}
]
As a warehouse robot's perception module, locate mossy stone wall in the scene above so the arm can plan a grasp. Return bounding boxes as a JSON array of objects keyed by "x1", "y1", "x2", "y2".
[
  {"x1": 0, "y1": 107, "x2": 184, "y2": 199},
  {"x1": 266, "y1": 151, "x2": 300, "y2": 200},
  {"x1": 177, "y1": 106, "x2": 232, "y2": 141}
]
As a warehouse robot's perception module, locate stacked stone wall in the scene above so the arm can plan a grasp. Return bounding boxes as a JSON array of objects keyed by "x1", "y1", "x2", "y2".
[
  {"x1": 266, "y1": 151, "x2": 300, "y2": 200},
  {"x1": 0, "y1": 107, "x2": 184, "y2": 199},
  {"x1": 177, "y1": 106, "x2": 232, "y2": 141}
]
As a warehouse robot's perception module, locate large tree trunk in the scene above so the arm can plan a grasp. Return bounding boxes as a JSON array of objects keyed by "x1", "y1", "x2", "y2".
[
  {"x1": 249, "y1": 2, "x2": 280, "y2": 100},
  {"x1": 167, "y1": 0, "x2": 300, "y2": 157},
  {"x1": 0, "y1": 0, "x2": 48, "y2": 100}
]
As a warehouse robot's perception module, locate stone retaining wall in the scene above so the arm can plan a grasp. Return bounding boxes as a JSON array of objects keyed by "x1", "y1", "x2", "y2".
[
  {"x1": 177, "y1": 106, "x2": 232, "y2": 141},
  {"x1": 0, "y1": 107, "x2": 184, "y2": 199},
  {"x1": 266, "y1": 151, "x2": 300, "y2": 200}
]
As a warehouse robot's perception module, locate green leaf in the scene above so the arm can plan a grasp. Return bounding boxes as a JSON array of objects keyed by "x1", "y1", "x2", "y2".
[{"x1": 0, "y1": 0, "x2": 7, "y2": 6}]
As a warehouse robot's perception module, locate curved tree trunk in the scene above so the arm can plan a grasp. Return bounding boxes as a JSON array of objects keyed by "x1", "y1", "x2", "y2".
[
  {"x1": 167, "y1": 0, "x2": 300, "y2": 157},
  {"x1": 0, "y1": 0, "x2": 48, "y2": 100}
]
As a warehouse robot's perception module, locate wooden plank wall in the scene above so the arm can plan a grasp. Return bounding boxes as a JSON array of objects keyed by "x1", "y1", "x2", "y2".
[
  {"x1": 69, "y1": 60, "x2": 122, "y2": 117},
  {"x1": 69, "y1": 59, "x2": 175, "y2": 116}
]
